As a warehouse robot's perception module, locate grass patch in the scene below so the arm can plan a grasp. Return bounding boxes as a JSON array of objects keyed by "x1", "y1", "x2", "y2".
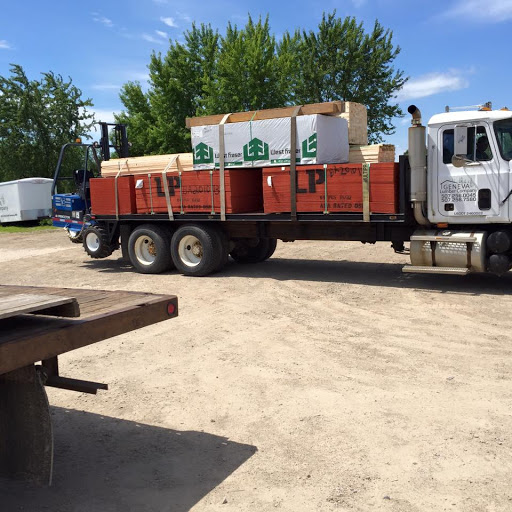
[{"x1": 0, "y1": 219, "x2": 57, "y2": 234}]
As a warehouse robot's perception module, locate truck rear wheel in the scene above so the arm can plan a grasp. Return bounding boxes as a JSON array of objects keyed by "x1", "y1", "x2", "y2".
[
  {"x1": 171, "y1": 224, "x2": 224, "y2": 276},
  {"x1": 128, "y1": 224, "x2": 174, "y2": 274},
  {"x1": 230, "y1": 238, "x2": 277, "y2": 263},
  {"x1": 83, "y1": 226, "x2": 116, "y2": 259}
]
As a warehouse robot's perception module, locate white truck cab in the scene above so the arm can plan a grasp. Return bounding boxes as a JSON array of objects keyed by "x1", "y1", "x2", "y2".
[
  {"x1": 427, "y1": 109, "x2": 512, "y2": 224},
  {"x1": 405, "y1": 104, "x2": 512, "y2": 276}
]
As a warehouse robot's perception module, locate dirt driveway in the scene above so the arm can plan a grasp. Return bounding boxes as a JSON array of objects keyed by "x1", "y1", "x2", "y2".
[{"x1": 1, "y1": 229, "x2": 512, "y2": 511}]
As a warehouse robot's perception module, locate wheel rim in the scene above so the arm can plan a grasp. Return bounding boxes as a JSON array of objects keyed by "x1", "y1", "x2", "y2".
[
  {"x1": 178, "y1": 235, "x2": 203, "y2": 267},
  {"x1": 85, "y1": 232, "x2": 100, "y2": 252},
  {"x1": 134, "y1": 235, "x2": 157, "y2": 266}
]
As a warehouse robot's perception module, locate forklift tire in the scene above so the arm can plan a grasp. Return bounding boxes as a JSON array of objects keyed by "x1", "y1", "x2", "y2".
[
  {"x1": 230, "y1": 238, "x2": 277, "y2": 264},
  {"x1": 67, "y1": 229, "x2": 83, "y2": 244},
  {"x1": 128, "y1": 224, "x2": 174, "y2": 274},
  {"x1": 83, "y1": 226, "x2": 116, "y2": 259},
  {"x1": 171, "y1": 224, "x2": 224, "y2": 276}
]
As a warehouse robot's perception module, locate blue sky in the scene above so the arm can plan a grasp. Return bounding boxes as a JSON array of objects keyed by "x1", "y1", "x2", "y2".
[{"x1": 1, "y1": 0, "x2": 511, "y2": 154}]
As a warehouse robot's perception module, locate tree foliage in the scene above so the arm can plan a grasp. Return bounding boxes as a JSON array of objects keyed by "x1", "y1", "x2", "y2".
[
  {"x1": 293, "y1": 13, "x2": 406, "y2": 142},
  {"x1": 118, "y1": 11, "x2": 407, "y2": 154},
  {"x1": 0, "y1": 64, "x2": 95, "y2": 182}
]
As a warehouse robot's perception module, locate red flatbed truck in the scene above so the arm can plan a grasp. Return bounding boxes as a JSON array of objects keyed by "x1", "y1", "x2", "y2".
[{"x1": 52, "y1": 103, "x2": 512, "y2": 278}]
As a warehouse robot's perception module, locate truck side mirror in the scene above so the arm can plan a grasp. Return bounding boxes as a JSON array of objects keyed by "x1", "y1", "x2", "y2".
[
  {"x1": 454, "y1": 125, "x2": 468, "y2": 157},
  {"x1": 451, "y1": 154, "x2": 471, "y2": 168}
]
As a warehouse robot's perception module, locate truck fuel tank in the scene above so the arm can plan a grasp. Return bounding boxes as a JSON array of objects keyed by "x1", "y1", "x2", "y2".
[{"x1": 410, "y1": 230, "x2": 487, "y2": 272}]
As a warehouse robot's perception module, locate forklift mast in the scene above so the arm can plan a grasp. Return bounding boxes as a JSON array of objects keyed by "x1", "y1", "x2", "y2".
[{"x1": 99, "y1": 122, "x2": 129, "y2": 161}]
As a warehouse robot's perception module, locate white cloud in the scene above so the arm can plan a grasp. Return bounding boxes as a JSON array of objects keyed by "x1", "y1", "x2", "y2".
[
  {"x1": 92, "y1": 13, "x2": 113, "y2": 27},
  {"x1": 155, "y1": 30, "x2": 168, "y2": 39},
  {"x1": 177, "y1": 11, "x2": 192, "y2": 22},
  {"x1": 160, "y1": 16, "x2": 178, "y2": 28},
  {"x1": 142, "y1": 33, "x2": 166, "y2": 44},
  {"x1": 130, "y1": 71, "x2": 150, "y2": 82},
  {"x1": 0, "y1": 40, "x2": 11, "y2": 49},
  {"x1": 351, "y1": 0, "x2": 366, "y2": 7},
  {"x1": 91, "y1": 108, "x2": 118, "y2": 124},
  {"x1": 444, "y1": 0, "x2": 512, "y2": 22},
  {"x1": 396, "y1": 71, "x2": 469, "y2": 102},
  {"x1": 91, "y1": 84, "x2": 121, "y2": 91}
]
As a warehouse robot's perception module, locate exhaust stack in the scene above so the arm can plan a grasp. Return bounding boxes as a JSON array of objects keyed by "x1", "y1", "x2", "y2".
[{"x1": 407, "y1": 105, "x2": 429, "y2": 225}]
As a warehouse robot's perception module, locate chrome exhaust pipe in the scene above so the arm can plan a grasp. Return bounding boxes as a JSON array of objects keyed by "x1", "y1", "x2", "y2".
[{"x1": 408, "y1": 105, "x2": 429, "y2": 226}]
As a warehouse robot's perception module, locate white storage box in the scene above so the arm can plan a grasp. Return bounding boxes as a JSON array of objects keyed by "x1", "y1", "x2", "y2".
[{"x1": 0, "y1": 178, "x2": 53, "y2": 223}]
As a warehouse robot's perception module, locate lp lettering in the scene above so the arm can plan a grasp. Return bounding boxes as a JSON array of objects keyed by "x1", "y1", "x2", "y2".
[
  {"x1": 154, "y1": 176, "x2": 181, "y2": 197},
  {"x1": 297, "y1": 170, "x2": 325, "y2": 194}
]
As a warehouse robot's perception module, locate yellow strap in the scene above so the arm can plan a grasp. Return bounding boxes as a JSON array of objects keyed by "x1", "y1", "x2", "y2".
[{"x1": 218, "y1": 114, "x2": 231, "y2": 221}]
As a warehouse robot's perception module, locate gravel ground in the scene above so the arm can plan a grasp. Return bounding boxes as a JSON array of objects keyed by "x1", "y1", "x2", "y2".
[{"x1": 1, "y1": 228, "x2": 512, "y2": 511}]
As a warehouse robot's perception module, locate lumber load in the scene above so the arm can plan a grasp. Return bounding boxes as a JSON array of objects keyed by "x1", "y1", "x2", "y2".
[
  {"x1": 191, "y1": 114, "x2": 349, "y2": 170},
  {"x1": 348, "y1": 144, "x2": 395, "y2": 164},
  {"x1": 262, "y1": 163, "x2": 399, "y2": 214},
  {"x1": 100, "y1": 153, "x2": 194, "y2": 177},
  {"x1": 90, "y1": 176, "x2": 137, "y2": 215},
  {"x1": 186, "y1": 101, "x2": 368, "y2": 146},
  {"x1": 135, "y1": 169, "x2": 263, "y2": 214}
]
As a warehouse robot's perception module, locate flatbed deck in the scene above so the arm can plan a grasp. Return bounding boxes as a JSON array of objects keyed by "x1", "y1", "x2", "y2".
[
  {"x1": 0, "y1": 285, "x2": 178, "y2": 485},
  {"x1": 0, "y1": 285, "x2": 178, "y2": 375}
]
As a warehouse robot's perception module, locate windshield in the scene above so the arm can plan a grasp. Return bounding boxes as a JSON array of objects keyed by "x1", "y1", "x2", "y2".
[{"x1": 494, "y1": 119, "x2": 512, "y2": 161}]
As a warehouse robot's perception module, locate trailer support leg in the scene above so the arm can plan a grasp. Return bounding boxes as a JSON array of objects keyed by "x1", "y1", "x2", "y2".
[{"x1": 0, "y1": 365, "x2": 53, "y2": 485}]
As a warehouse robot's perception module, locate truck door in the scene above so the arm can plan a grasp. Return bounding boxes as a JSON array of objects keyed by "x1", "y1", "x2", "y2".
[{"x1": 435, "y1": 122, "x2": 506, "y2": 222}]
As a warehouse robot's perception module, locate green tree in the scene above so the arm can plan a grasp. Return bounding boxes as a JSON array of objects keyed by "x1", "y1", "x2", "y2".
[
  {"x1": 202, "y1": 15, "x2": 286, "y2": 114},
  {"x1": 116, "y1": 23, "x2": 220, "y2": 156},
  {"x1": 0, "y1": 64, "x2": 95, "y2": 181},
  {"x1": 293, "y1": 13, "x2": 407, "y2": 143},
  {"x1": 117, "y1": 12, "x2": 406, "y2": 153}
]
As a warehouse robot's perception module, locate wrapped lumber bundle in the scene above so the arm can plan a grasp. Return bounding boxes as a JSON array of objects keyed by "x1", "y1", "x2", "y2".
[
  {"x1": 348, "y1": 144, "x2": 395, "y2": 164},
  {"x1": 191, "y1": 115, "x2": 349, "y2": 170},
  {"x1": 262, "y1": 163, "x2": 399, "y2": 214},
  {"x1": 100, "y1": 153, "x2": 194, "y2": 177},
  {"x1": 186, "y1": 101, "x2": 368, "y2": 146},
  {"x1": 135, "y1": 169, "x2": 263, "y2": 214}
]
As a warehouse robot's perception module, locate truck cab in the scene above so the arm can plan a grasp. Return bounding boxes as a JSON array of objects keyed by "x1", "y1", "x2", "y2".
[
  {"x1": 427, "y1": 109, "x2": 512, "y2": 224},
  {"x1": 406, "y1": 104, "x2": 512, "y2": 276}
]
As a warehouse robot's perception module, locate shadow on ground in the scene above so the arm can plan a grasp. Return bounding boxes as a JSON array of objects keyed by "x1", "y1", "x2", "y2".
[
  {"x1": 82, "y1": 256, "x2": 512, "y2": 297},
  {"x1": 1, "y1": 407, "x2": 257, "y2": 512}
]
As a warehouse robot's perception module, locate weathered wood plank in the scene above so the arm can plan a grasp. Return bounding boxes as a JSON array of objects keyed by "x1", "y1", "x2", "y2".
[
  {"x1": 0, "y1": 294, "x2": 79, "y2": 320},
  {"x1": 0, "y1": 286, "x2": 179, "y2": 375},
  {"x1": 185, "y1": 101, "x2": 344, "y2": 128}
]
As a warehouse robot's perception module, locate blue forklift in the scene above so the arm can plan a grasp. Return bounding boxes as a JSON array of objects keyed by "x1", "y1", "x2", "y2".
[{"x1": 51, "y1": 122, "x2": 129, "y2": 256}]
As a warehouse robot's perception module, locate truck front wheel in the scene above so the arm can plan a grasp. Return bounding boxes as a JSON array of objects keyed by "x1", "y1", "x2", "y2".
[
  {"x1": 171, "y1": 224, "x2": 224, "y2": 276},
  {"x1": 128, "y1": 224, "x2": 174, "y2": 274},
  {"x1": 83, "y1": 226, "x2": 116, "y2": 259},
  {"x1": 230, "y1": 238, "x2": 277, "y2": 263}
]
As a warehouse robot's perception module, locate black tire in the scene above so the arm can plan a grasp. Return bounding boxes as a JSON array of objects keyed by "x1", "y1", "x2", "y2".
[
  {"x1": 83, "y1": 226, "x2": 116, "y2": 259},
  {"x1": 128, "y1": 224, "x2": 174, "y2": 274},
  {"x1": 230, "y1": 238, "x2": 277, "y2": 264},
  {"x1": 171, "y1": 224, "x2": 224, "y2": 276}
]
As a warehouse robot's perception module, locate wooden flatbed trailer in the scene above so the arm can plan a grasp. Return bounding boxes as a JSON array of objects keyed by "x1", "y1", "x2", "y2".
[{"x1": 0, "y1": 285, "x2": 178, "y2": 485}]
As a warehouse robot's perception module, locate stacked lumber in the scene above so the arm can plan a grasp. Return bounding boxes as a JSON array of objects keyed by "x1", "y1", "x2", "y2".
[
  {"x1": 262, "y1": 163, "x2": 399, "y2": 214},
  {"x1": 135, "y1": 169, "x2": 263, "y2": 214},
  {"x1": 348, "y1": 144, "x2": 395, "y2": 164},
  {"x1": 338, "y1": 102, "x2": 368, "y2": 145},
  {"x1": 90, "y1": 176, "x2": 137, "y2": 215},
  {"x1": 101, "y1": 153, "x2": 194, "y2": 177},
  {"x1": 186, "y1": 101, "x2": 368, "y2": 146}
]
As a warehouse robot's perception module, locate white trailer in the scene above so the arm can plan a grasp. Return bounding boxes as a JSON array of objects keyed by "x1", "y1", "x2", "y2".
[{"x1": 0, "y1": 178, "x2": 53, "y2": 223}]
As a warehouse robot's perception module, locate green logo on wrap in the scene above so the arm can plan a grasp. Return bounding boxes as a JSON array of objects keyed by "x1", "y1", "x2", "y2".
[
  {"x1": 243, "y1": 138, "x2": 269, "y2": 162},
  {"x1": 193, "y1": 142, "x2": 214, "y2": 165},
  {"x1": 302, "y1": 133, "x2": 317, "y2": 158}
]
